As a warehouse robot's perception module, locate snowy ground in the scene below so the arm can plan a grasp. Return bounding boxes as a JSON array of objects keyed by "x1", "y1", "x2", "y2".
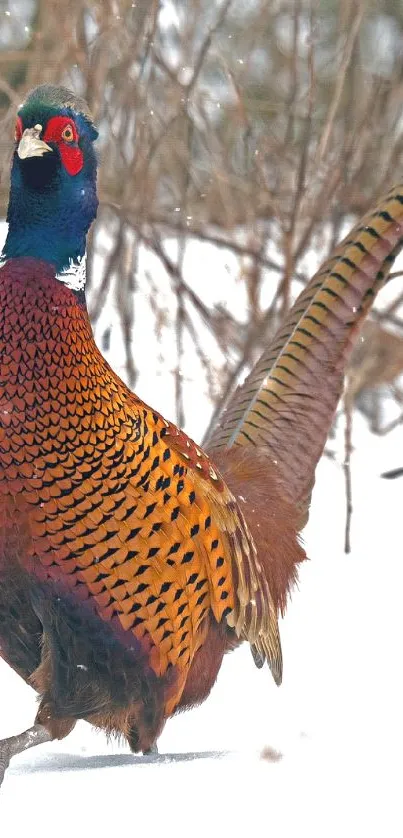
[{"x1": 1, "y1": 224, "x2": 403, "y2": 834}]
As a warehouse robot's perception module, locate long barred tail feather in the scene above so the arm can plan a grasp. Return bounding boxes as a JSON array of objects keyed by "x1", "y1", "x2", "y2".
[{"x1": 207, "y1": 184, "x2": 403, "y2": 529}]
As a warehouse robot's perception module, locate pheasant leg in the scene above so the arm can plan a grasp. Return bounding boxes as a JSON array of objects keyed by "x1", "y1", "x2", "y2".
[
  {"x1": 143, "y1": 742, "x2": 158, "y2": 755},
  {"x1": 0, "y1": 724, "x2": 52, "y2": 788}
]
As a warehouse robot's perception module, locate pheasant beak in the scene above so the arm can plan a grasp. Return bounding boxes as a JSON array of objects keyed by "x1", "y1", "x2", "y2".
[{"x1": 17, "y1": 124, "x2": 52, "y2": 160}]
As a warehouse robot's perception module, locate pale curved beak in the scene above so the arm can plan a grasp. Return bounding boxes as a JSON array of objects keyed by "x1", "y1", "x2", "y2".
[{"x1": 17, "y1": 125, "x2": 52, "y2": 160}]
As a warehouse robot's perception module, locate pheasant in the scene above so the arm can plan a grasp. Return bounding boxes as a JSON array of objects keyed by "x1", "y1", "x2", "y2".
[{"x1": 0, "y1": 84, "x2": 402, "y2": 785}]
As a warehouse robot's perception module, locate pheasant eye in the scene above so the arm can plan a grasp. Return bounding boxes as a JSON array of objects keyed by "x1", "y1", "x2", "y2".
[{"x1": 61, "y1": 124, "x2": 74, "y2": 143}]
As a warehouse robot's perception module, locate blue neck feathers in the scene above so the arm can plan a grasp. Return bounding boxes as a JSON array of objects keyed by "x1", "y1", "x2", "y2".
[{"x1": 2, "y1": 111, "x2": 98, "y2": 277}]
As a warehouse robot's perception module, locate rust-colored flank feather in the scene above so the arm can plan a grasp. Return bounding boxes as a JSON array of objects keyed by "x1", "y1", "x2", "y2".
[{"x1": 0, "y1": 84, "x2": 402, "y2": 777}]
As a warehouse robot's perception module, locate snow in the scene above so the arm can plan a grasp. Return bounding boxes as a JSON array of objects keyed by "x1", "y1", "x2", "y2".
[{"x1": 1, "y1": 225, "x2": 403, "y2": 835}]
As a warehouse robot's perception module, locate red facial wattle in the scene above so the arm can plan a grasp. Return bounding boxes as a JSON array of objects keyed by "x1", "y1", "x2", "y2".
[
  {"x1": 15, "y1": 116, "x2": 23, "y2": 143},
  {"x1": 42, "y1": 115, "x2": 84, "y2": 176}
]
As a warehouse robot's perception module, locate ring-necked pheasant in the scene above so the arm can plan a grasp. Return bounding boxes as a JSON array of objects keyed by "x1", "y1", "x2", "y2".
[{"x1": 0, "y1": 84, "x2": 402, "y2": 785}]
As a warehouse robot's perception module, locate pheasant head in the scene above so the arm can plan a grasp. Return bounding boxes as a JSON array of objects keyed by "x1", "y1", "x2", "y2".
[{"x1": 2, "y1": 84, "x2": 99, "y2": 289}]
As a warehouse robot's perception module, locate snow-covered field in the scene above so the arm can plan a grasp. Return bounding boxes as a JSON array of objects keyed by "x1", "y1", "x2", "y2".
[{"x1": 1, "y1": 228, "x2": 402, "y2": 835}]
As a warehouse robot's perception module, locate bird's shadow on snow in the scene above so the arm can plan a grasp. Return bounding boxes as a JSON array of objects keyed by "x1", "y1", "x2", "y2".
[{"x1": 10, "y1": 750, "x2": 230, "y2": 774}]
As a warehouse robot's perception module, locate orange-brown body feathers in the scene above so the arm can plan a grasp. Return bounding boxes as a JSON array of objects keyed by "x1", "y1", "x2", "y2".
[{"x1": 0, "y1": 258, "x2": 286, "y2": 751}]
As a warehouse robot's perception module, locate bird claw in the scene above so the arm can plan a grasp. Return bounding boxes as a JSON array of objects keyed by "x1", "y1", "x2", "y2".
[
  {"x1": 0, "y1": 742, "x2": 11, "y2": 789},
  {"x1": 0, "y1": 724, "x2": 52, "y2": 789}
]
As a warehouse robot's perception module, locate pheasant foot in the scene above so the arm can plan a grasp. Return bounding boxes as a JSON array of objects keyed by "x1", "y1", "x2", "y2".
[
  {"x1": 0, "y1": 724, "x2": 52, "y2": 788},
  {"x1": 143, "y1": 742, "x2": 159, "y2": 755}
]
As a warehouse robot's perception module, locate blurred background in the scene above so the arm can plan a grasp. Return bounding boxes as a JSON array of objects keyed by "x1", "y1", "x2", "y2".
[{"x1": 0, "y1": 0, "x2": 403, "y2": 473}]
